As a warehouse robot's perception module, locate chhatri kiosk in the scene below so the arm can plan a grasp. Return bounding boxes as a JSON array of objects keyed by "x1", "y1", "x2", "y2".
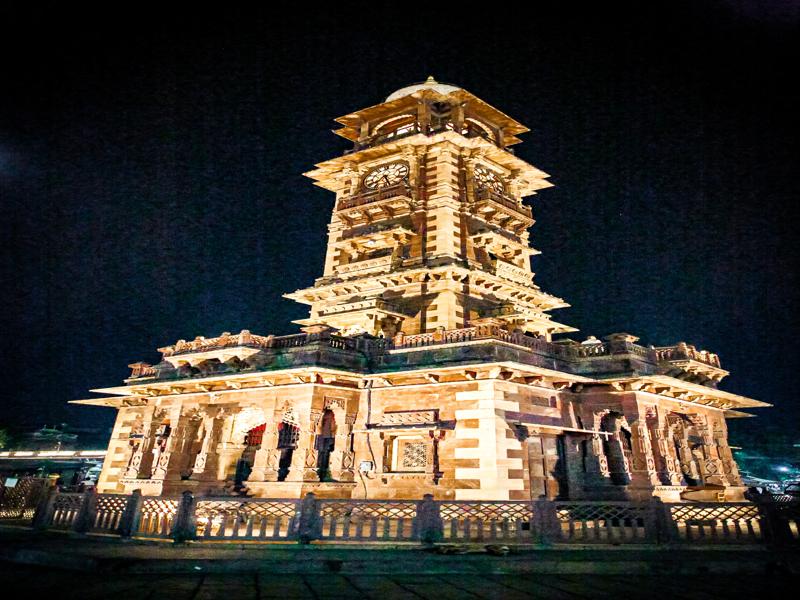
[{"x1": 77, "y1": 78, "x2": 767, "y2": 503}]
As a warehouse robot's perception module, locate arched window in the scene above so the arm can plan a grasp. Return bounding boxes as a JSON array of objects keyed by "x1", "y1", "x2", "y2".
[
  {"x1": 600, "y1": 412, "x2": 630, "y2": 486},
  {"x1": 277, "y1": 421, "x2": 300, "y2": 449},
  {"x1": 315, "y1": 410, "x2": 336, "y2": 481},
  {"x1": 276, "y1": 420, "x2": 300, "y2": 482},
  {"x1": 372, "y1": 114, "x2": 417, "y2": 141},
  {"x1": 463, "y1": 117, "x2": 494, "y2": 141},
  {"x1": 234, "y1": 423, "x2": 266, "y2": 488}
]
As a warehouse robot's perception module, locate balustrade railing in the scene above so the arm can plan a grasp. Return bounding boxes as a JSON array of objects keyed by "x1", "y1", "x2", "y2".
[
  {"x1": 317, "y1": 499, "x2": 418, "y2": 541},
  {"x1": 0, "y1": 476, "x2": 47, "y2": 520},
  {"x1": 474, "y1": 188, "x2": 532, "y2": 218},
  {"x1": 394, "y1": 325, "x2": 570, "y2": 359},
  {"x1": 196, "y1": 499, "x2": 300, "y2": 540},
  {"x1": 666, "y1": 502, "x2": 763, "y2": 543},
  {"x1": 440, "y1": 501, "x2": 536, "y2": 542},
  {"x1": 555, "y1": 501, "x2": 652, "y2": 543},
  {"x1": 137, "y1": 497, "x2": 179, "y2": 538},
  {"x1": 390, "y1": 326, "x2": 724, "y2": 372},
  {"x1": 129, "y1": 323, "x2": 727, "y2": 382},
  {"x1": 653, "y1": 344, "x2": 722, "y2": 368},
  {"x1": 336, "y1": 184, "x2": 412, "y2": 211},
  {"x1": 15, "y1": 487, "x2": 797, "y2": 547},
  {"x1": 159, "y1": 330, "x2": 275, "y2": 357},
  {"x1": 91, "y1": 493, "x2": 129, "y2": 533},
  {"x1": 49, "y1": 492, "x2": 85, "y2": 529}
]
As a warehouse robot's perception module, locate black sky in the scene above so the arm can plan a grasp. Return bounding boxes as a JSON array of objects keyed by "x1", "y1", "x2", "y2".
[{"x1": 1, "y1": 1, "x2": 798, "y2": 447}]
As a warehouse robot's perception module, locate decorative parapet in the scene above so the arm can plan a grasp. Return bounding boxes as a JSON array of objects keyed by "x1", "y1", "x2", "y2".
[
  {"x1": 158, "y1": 330, "x2": 275, "y2": 357},
  {"x1": 127, "y1": 362, "x2": 156, "y2": 379},
  {"x1": 653, "y1": 342, "x2": 721, "y2": 369},
  {"x1": 125, "y1": 325, "x2": 726, "y2": 388},
  {"x1": 126, "y1": 329, "x2": 377, "y2": 381}
]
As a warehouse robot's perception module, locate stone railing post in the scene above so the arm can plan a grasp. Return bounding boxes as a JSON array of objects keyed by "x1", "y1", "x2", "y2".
[
  {"x1": 72, "y1": 488, "x2": 98, "y2": 535},
  {"x1": 533, "y1": 496, "x2": 561, "y2": 544},
  {"x1": 297, "y1": 492, "x2": 321, "y2": 544},
  {"x1": 31, "y1": 485, "x2": 58, "y2": 531},
  {"x1": 651, "y1": 497, "x2": 677, "y2": 544},
  {"x1": 414, "y1": 494, "x2": 443, "y2": 544},
  {"x1": 642, "y1": 498, "x2": 661, "y2": 543},
  {"x1": 119, "y1": 490, "x2": 144, "y2": 539},
  {"x1": 757, "y1": 498, "x2": 793, "y2": 547},
  {"x1": 171, "y1": 490, "x2": 197, "y2": 543}
]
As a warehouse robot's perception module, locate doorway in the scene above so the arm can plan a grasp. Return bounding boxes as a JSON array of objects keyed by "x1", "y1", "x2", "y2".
[{"x1": 527, "y1": 433, "x2": 568, "y2": 499}]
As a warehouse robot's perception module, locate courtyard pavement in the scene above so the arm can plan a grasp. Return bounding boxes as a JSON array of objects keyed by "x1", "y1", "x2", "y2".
[
  {"x1": 1, "y1": 525, "x2": 798, "y2": 597},
  {"x1": 0, "y1": 562, "x2": 798, "y2": 599}
]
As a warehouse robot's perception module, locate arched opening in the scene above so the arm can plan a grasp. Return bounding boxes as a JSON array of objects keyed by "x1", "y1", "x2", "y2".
[
  {"x1": 276, "y1": 420, "x2": 300, "y2": 482},
  {"x1": 372, "y1": 114, "x2": 417, "y2": 142},
  {"x1": 463, "y1": 117, "x2": 494, "y2": 141},
  {"x1": 234, "y1": 423, "x2": 265, "y2": 489},
  {"x1": 315, "y1": 410, "x2": 336, "y2": 481},
  {"x1": 176, "y1": 361, "x2": 200, "y2": 378},
  {"x1": 600, "y1": 412, "x2": 630, "y2": 486},
  {"x1": 668, "y1": 413, "x2": 702, "y2": 486}
]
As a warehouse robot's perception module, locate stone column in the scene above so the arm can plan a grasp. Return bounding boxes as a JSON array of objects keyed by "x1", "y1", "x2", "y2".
[
  {"x1": 675, "y1": 438, "x2": 700, "y2": 484},
  {"x1": 326, "y1": 402, "x2": 349, "y2": 482},
  {"x1": 191, "y1": 409, "x2": 224, "y2": 482},
  {"x1": 167, "y1": 411, "x2": 203, "y2": 480},
  {"x1": 699, "y1": 430, "x2": 730, "y2": 487},
  {"x1": 716, "y1": 434, "x2": 742, "y2": 485},
  {"x1": 152, "y1": 405, "x2": 185, "y2": 480},
  {"x1": 629, "y1": 420, "x2": 661, "y2": 487},
  {"x1": 647, "y1": 410, "x2": 683, "y2": 486},
  {"x1": 123, "y1": 412, "x2": 149, "y2": 479},
  {"x1": 133, "y1": 407, "x2": 164, "y2": 479},
  {"x1": 287, "y1": 409, "x2": 319, "y2": 482}
]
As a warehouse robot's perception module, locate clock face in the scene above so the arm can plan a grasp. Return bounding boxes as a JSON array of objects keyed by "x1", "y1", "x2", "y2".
[
  {"x1": 474, "y1": 165, "x2": 504, "y2": 193},
  {"x1": 363, "y1": 162, "x2": 409, "y2": 189}
]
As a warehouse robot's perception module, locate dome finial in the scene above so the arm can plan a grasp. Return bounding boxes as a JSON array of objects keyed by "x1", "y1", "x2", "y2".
[{"x1": 386, "y1": 77, "x2": 462, "y2": 102}]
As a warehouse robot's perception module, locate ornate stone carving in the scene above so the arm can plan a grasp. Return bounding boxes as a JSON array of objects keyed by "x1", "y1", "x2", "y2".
[{"x1": 379, "y1": 410, "x2": 437, "y2": 426}]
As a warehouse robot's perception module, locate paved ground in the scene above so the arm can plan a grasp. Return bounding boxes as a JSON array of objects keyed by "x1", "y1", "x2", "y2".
[
  {"x1": 1, "y1": 526, "x2": 798, "y2": 597},
  {"x1": 0, "y1": 562, "x2": 797, "y2": 599}
]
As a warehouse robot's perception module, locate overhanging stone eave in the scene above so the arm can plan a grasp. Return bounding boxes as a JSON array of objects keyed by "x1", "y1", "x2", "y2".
[
  {"x1": 642, "y1": 374, "x2": 771, "y2": 409},
  {"x1": 69, "y1": 397, "x2": 142, "y2": 407},
  {"x1": 724, "y1": 409, "x2": 757, "y2": 418},
  {"x1": 665, "y1": 358, "x2": 730, "y2": 379}
]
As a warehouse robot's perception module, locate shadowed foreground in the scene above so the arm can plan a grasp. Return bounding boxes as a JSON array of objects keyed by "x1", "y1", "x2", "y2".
[{"x1": 0, "y1": 562, "x2": 798, "y2": 599}]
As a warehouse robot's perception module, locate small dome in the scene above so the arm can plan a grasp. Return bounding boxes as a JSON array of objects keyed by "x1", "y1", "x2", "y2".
[{"x1": 386, "y1": 76, "x2": 462, "y2": 102}]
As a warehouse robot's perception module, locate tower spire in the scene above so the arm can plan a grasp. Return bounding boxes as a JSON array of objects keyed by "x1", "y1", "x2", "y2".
[{"x1": 288, "y1": 83, "x2": 574, "y2": 340}]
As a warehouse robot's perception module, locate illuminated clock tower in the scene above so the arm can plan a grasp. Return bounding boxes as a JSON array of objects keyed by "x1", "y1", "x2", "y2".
[
  {"x1": 85, "y1": 78, "x2": 763, "y2": 505},
  {"x1": 285, "y1": 77, "x2": 576, "y2": 340}
]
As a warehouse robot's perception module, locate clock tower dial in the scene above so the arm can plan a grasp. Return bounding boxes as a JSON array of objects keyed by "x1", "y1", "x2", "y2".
[
  {"x1": 363, "y1": 162, "x2": 409, "y2": 190},
  {"x1": 473, "y1": 165, "x2": 505, "y2": 193}
]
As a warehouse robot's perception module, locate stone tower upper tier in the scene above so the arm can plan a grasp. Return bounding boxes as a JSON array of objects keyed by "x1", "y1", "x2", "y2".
[{"x1": 285, "y1": 78, "x2": 575, "y2": 340}]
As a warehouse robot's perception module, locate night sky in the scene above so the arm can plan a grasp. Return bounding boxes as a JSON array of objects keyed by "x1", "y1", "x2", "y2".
[{"x1": 1, "y1": 2, "x2": 798, "y2": 448}]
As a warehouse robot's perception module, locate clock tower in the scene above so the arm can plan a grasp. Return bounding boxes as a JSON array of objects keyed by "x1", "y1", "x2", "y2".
[
  {"x1": 285, "y1": 77, "x2": 576, "y2": 340},
  {"x1": 84, "y1": 78, "x2": 763, "y2": 505}
]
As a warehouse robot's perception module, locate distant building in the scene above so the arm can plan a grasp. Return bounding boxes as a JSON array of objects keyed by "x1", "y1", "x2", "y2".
[
  {"x1": 0, "y1": 424, "x2": 108, "y2": 486},
  {"x1": 76, "y1": 79, "x2": 768, "y2": 502}
]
